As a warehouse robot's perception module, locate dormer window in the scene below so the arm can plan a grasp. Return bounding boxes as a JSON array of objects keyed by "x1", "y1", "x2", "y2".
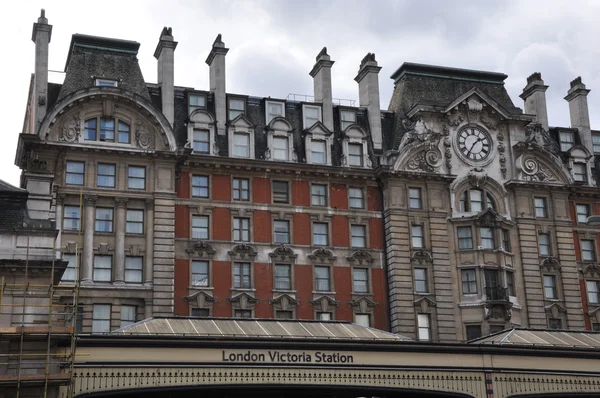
[
  {"x1": 310, "y1": 140, "x2": 327, "y2": 164},
  {"x1": 348, "y1": 143, "x2": 363, "y2": 167},
  {"x1": 228, "y1": 98, "x2": 245, "y2": 120},
  {"x1": 573, "y1": 163, "x2": 587, "y2": 183},
  {"x1": 233, "y1": 133, "x2": 250, "y2": 157},
  {"x1": 266, "y1": 101, "x2": 285, "y2": 124},
  {"x1": 458, "y1": 189, "x2": 495, "y2": 212},
  {"x1": 95, "y1": 78, "x2": 118, "y2": 87},
  {"x1": 188, "y1": 94, "x2": 206, "y2": 115},
  {"x1": 273, "y1": 136, "x2": 289, "y2": 161},
  {"x1": 340, "y1": 110, "x2": 356, "y2": 131},
  {"x1": 303, "y1": 105, "x2": 322, "y2": 129},
  {"x1": 593, "y1": 134, "x2": 600, "y2": 153},
  {"x1": 559, "y1": 131, "x2": 574, "y2": 152},
  {"x1": 342, "y1": 125, "x2": 368, "y2": 168},
  {"x1": 84, "y1": 117, "x2": 130, "y2": 144},
  {"x1": 193, "y1": 129, "x2": 210, "y2": 153}
]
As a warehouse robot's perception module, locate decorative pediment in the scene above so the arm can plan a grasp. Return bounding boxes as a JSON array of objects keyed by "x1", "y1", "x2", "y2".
[
  {"x1": 541, "y1": 256, "x2": 561, "y2": 272},
  {"x1": 305, "y1": 120, "x2": 332, "y2": 136},
  {"x1": 513, "y1": 146, "x2": 571, "y2": 184},
  {"x1": 413, "y1": 296, "x2": 436, "y2": 314},
  {"x1": 269, "y1": 294, "x2": 299, "y2": 311},
  {"x1": 411, "y1": 250, "x2": 433, "y2": 264},
  {"x1": 269, "y1": 245, "x2": 297, "y2": 262},
  {"x1": 442, "y1": 88, "x2": 512, "y2": 120},
  {"x1": 403, "y1": 148, "x2": 443, "y2": 173},
  {"x1": 581, "y1": 262, "x2": 600, "y2": 278},
  {"x1": 346, "y1": 250, "x2": 374, "y2": 266},
  {"x1": 467, "y1": 167, "x2": 488, "y2": 188},
  {"x1": 524, "y1": 123, "x2": 559, "y2": 155},
  {"x1": 475, "y1": 208, "x2": 502, "y2": 227},
  {"x1": 229, "y1": 113, "x2": 255, "y2": 130},
  {"x1": 267, "y1": 117, "x2": 292, "y2": 132},
  {"x1": 589, "y1": 307, "x2": 600, "y2": 323},
  {"x1": 126, "y1": 245, "x2": 145, "y2": 257},
  {"x1": 186, "y1": 241, "x2": 216, "y2": 258},
  {"x1": 185, "y1": 290, "x2": 217, "y2": 309},
  {"x1": 349, "y1": 296, "x2": 378, "y2": 314},
  {"x1": 484, "y1": 304, "x2": 512, "y2": 321},
  {"x1": 343, "y1": 124, "x2": 367, "y2": 138},
  {"x1": 228, "y1": 292, "x2": 259, "y2": 310},
  {"x1": 96, "y1": 243, "x2": 113, "y2": 255},
  {"x1": 228, "y1": 244, "x2": 258, "y2": 260},
  {"x1": 309, "y1": 295, "x2": 339, "y2": 312},
  {"x1": 308, "y1": 248, "x2": 336, "y2": 264},
  {"x1": 545, "y1": 302, "x2": 567, "y2": 319},
  {"x1": 566, "y1": 144, "x2": 593, "y2": 160},
  {"x1": 189, "y1": 109, "x2": 215, "y2": 125}
]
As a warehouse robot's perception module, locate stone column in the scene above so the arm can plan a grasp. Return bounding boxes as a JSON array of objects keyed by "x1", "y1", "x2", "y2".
[
  {"x1": 55, "y1": 194, "x2": 64, "y2": 260},
  {"x1": 82, "y1": 195, "x2": 97, "y2": 284},
  {"x1": 114, "y1": 197, "x2": 128, "y2": 283},
  {"x1": 144, "y1": 198, "x2": 154, "y2": 285}
]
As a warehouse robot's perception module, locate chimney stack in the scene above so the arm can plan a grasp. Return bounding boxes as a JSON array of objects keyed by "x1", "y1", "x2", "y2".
[
  {"x1": 565, "y1": 77, "x2": 593, "y2": 154},
  {"x1": 519, "y1": 72, "x2": 549, "y2": 131},
  {"x1": 206, "y1": 34, "x2": 229, "y2": 136},
  {"x1": 154, "y1": 27, "x2": 178, "y2": 126},
  {"x1": 309, "y1": 47, "x2": 335, "y2": 131},
  {"x1": 31, "y1": 9, "x2": 52, "y2": 132},
  {"x1": 355, "y1": 53, "x2": 382, "y2": 150}
]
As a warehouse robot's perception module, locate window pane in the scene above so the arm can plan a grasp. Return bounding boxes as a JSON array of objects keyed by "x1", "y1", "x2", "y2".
[
  {"x1": 348, "y1": 143, "x2": 363, "y2": 166},
  {"x1": 84, "y1": 119, "x2": 97, "y2": 140},
  {"x1": 311, "y1": 184, "x2": 327, "y2": 206},
  {"x1": 349, "y1": 188, "x2": 364, "y2": 209},
  {"x1": 543, "y1": 275, "x2": 556, "y2": 299},
  {"x1": 317, "y1": 312, "x2": 332, "y2": 321},
  {"x1": 538, "y1": 234, "x2": 551, "y2": 256},
  {"x1": 125, "y1": 257, "x2": 143, "y2": 283},
  {"x1": 193, "y1": 130, "x2": 210, "y2": 153},
  {"x1": 97, "y1": 163, "x2": 116, "y2": 188},
  {"x1": 311, "y1": 140, "x2": 326, "y2": 164},
  {"x1": 457, "y1": 227, "x2": 473, "y2": 249},
  {"x1": 120, "y1": 305, "x2": 136, "y2": 327},
  {"x1": 234, "y1": 133, "x2": 250, "y2": 157},
  {"x1": 303, "y1": 106, "x2": 321, "y2": 128},
  {"x1": 92, "y1": 304, "x2": 111, "y2": 333},
  {"x1": 93, "y1": 255, "x2": 112, "y2": 282},
  {"x1": 66, "y1": 161, "x2": 85, "y2": 185},
  {"x1": 576, "y1": 204, "x2": 590, "y2": 223},
  {"x1": 118, "y1": 121, "x2": 130, "y2": 143},
  {"x1": 535, "y1": 197, "x2": 547, "y2": 218},
  {"x1": 581, "y1": 240, "x2": 596, "y2": 261},
  {"x1": 574, "y1": 163, "x2": 587, "y2": 182},
  {"x1": 352, "y1": 268, "x2": 368, "y2": 293},
  {"x1": 192, "y1": 261, "x2": 209, "y2": 286},
  {"x1": 274, "y1": 220, "x2": 290, "y2": 244},
  {"x1": 266, "y1": 102, "x2": 284, "y2": 124},
  {"x1": 462, "y1": 269, "x2": 477, "y2": 294},
  {"x1": 470, "y1": 189, "x2": 483, "y2": 212},
  {"x1": 415, "y1": 268, "x2": 428, "y2": 293},
  {"x1": 409, "y1": 188, "x2": 422, "y2": 209},
  {"x1": 559, "y1": 132, "x2": 574, "y2": 151},
  {"x1": 126, "y1": 209, "x2": 144, "y2": 234},
  {"x1": 314, "y1": 266, "x2": 330, "y2": 291},
  {"x1": 417, "y1": 314, "x2": 430, "y2": 341},
  {"x1": 274, "y1": 264, "x2": 291, "y2": 290},
  {"x1": 192, "y1": 176, "x2": 209, "y2": 198},
  {"x1": 273, "y1": 137, "x2": 289, "y2": 160},
  {"x1": 128, "y1": 166, "x2": 146, "y2": 189},
  {"x1": 95, "y1": 208, "x2": 114, "y2": 232},
  {"x1": 233, "y1": 263, "x2": 251, "y2": 289},
  {"x1": 61, "y1": 254, "x2": 77, "y2": 282},
  {"x1": 63, "y1": 205, "x2": 81, "y2": 230},
  {"x1": 233, "y1": 178, "x2": 249, "y2": 201},
  {"x1": 273, "y1": 181, "x2": 289, "y2": 203},
  {"x1": 593, "y1": 135, "x2": 600, "y2": 153},
  {"x1": 587, "y1": 281, "x2": 599, "y2": 303},
  {"x1": 192, "y1": 216, "x2": 209, "y2": 239},
  {"x1": 480, "y1": 227, "x2": 494, "y2": 249},
  {"x1": 411, "y1": 225, "x2": 424, "y2": 248},
  {"x1": 340, "y1": 111, "x2": 356, "y2": 131},
  {"x1": 351, "y1": 225, "x2": 366, "y2": 248},
  {"x1": 99, "y1": 118, "x2": 115, "y2": 141},
  {"x1": 355, "y1": 314, "x2": 370, "y2": 327},
  {"x1": 312, "y1": 223, "x2": 328, "y2": 246}
]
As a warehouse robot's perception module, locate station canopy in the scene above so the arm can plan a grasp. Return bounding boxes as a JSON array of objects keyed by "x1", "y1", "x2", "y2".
[{"x1": 471, "y1": 328, "x2": 600, "y2": 348}]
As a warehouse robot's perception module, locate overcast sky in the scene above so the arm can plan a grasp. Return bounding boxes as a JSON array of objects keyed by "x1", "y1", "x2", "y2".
[{"x1": 2, "y1": 0, "x2": 600, "y2": 186}]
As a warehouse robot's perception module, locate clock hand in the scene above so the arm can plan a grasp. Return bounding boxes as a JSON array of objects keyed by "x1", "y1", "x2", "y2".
[{"x1": 466, "y1": 137, "x2": 482, "y2": 156}]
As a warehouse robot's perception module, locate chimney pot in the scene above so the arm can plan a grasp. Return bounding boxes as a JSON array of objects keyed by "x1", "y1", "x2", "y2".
[
  {"x1": 565, "y1": 76, "x2": 593, "y2": 154},
  {"x1": 309, "y1": 47, "x2": 335, "y2": 130},
  {"x1": 355, "y1": 52, "x2": 382, "y2": 150},
  {"x1": 206, "y1": 34, "x2": 229, "y2": 135},
  {"x1": 31, "y1": 10, "x2": 52, "y2": 133},
  {"x1": 154, "y1": 27, "x2": 178, "y2": 126},
  {"x1": 520, "y1": 72, "x2": 549, "y2": 131}
]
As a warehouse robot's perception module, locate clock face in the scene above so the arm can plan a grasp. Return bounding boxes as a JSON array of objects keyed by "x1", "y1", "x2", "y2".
[{"x1": 457, "y1": 127, "x2": 491, "y2": 161}]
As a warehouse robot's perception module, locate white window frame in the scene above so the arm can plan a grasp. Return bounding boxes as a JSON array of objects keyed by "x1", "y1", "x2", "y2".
[
  {"x1": 417, "y1": 313, "x2": 431, "y2": 341},
  {"x1": 576, "y1": 204, "x2": 590, "y2": 224},
  {"x1": 573, "y1": 162, "x2": 588, "y2": 183},
  {"x1": 351, "y1": 225, "x2": 367, "y2": 248},
  {"x1": 266, "y1": 100, "x2": 285, "y2": 124},
  {"x1": 342, "y1": 125, "x2": 369, "y2": 168},
  {"x1": 354, "y1": 313, "x2": 371, "y2": 327},
  {"x1": 266, "y1": 118, "x2": 295, "y2": 162},
  {"x1": 340, "y1": 109, "x2": 356, "y2": 131},
  {"x1": 272, "y1": 135, "x2": 290, "y2": 161},
  {"x1": 348, "y1": 187, "x2": 365, "y2": 209},
  {"x1": 305, "y1": 130, "x2": 333, "y2": 166},
  {"x1": 188, "y1": 93, "x2": 207, "y2": 115},
  {"x1": 227, "y1": 115, "x2": 255, "y2": 159},
  {"x1": 228, "y1": 98, "x2": 246, "y2": 121},
  {"x1": 302, "y1": 104, "x2": 322, "y2": 129},
  {"x1": 191, "y1": 260, "x2": 209, "y2": 287},
  {"x1": 310, "y1": 139, "x2": 328, "y2": 165},
  {"x1": 559, "y1": 131, "x2": 574, "y2": 152},
  {"x1": 188, "y1": 110, "x2": 216, "y2": 156},
  {"x1": 593, "y1": 134, "x2": 600, "y2": 154}
]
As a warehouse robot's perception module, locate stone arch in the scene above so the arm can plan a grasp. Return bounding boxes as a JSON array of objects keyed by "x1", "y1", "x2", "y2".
[
  {"x1": 450, "y1": 173, "x2": 509, "y2": 217},
  {"x1": 513, "y1": 144, "x2": 572, "y2": 184}
]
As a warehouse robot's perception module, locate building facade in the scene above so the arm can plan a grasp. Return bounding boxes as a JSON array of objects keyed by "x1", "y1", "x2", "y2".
[{"x1": 16, "y1": 10, "x2": 600, "y2": 341}]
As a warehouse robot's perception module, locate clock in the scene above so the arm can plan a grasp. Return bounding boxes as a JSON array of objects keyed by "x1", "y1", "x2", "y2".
[{"x1": 457, "y1": 127, "x2": 491, "y2": 162}]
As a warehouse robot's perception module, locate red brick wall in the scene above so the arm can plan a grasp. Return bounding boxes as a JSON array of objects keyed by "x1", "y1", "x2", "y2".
[
  {"x1": 254, "y1": 211, "x2": 272, "y2": 243},
  {"x1": 175, "y1": 205, "x2": 190, "y2": 239},
  {"x1": 332, "y1": 215, "x2": 349, "y2": 247},
  {"x1": 334, "y1": 267, "x2": 352, "y2": 321},
  {"x1": 295, "y1": 264, "x2": 313, "y2": 319},
  {"x1": 254, "y1": 262, "x2": 273, "y2": 318},
  {"x1": 212, "y1": 261, "x2": 232, "y2": 317},
  {"x1": 371, "y1": 268, "x2": 388, "y2": 330},
  {"x1": 174, "y1": 258, "x2": 189, "y2": 316},
  {"x1": 212, "y1": 175, "x2": 231, "y2": 201},
  {"x1": 292, "y1": 180, "x2": 309, "y2": 207},
  {"x1": 212, "y1": 208, "x2": 231, "y2": 241},
  {"x1": 176, "y1": 171, "x2": 190, "y2": 199},
  {"x1": 330, "y1": 184, "x2": 347, "y2": 210},
  {"x1": 253, "y1": 178, "x2": 270, "y2": 204},
  {"x1": 369, "y1": 218, "x2": 384, "y2": 249},
  {"x1": 293, "y1": 213, "x2": 311, "y2": 245},
  {"x1": 367, "y1": 186, "x2": 382, "y2": 212},
  {"x1": 581, "y1": 278, "x2": 591, "y2": 330}
]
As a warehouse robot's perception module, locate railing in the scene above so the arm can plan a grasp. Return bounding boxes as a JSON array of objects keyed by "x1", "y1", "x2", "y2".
[
  {"x1": 485, "y1": 286, "x2": 509, "y2": 302},
  {"x1": 285, "y1": 93, "x2": 356, "y2": 107}
]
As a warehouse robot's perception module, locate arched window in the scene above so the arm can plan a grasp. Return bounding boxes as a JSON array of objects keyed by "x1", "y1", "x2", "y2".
[
  {"x1": 459, "y1": 189, "x2": 495, "y2": 212},
  {"x1": 84, "y1": 117, "x2": 130, "y2": 144}
]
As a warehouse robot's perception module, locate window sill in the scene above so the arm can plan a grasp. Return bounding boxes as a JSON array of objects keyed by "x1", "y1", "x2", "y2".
[
  {"x1": 231, "y1": 288, "x2": 256, "y2": 293},
  {"x1": 312, "y1": 290, "x2": 336, "y2": 295},
  {"x1": 94, "y1": 231, "x2": 115, "y2": 236},
  {"x1": 272, "y1": 289, "x2": 297, "y2": 294},
  {"x1": 189, "y1": 286, "x2": 214, "y2": 291}
]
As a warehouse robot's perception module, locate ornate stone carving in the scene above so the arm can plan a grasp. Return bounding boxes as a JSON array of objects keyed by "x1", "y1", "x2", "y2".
[
  {"x1": 515, "y1": 154, "x2": 558, "y2": 182},
  {"x1": 269, "y1": 245, "x2": 297, "y2": 262},
  {"x1": 524, "y1": 123, "x2": 559, "y2": 155},
  {"x1": 497, "y1": 127, "x2": 507, "y2": 179},
  {"x1": 61, "y1": 112, "x2": 80, "y2": 143},
  {"x1": 414, "y1": 296, "x2": 436, "y2": 314},
  {"x1": 145, "y1": 198, "x2": 155, "y2": 210},
  {"x1": 115, "y1": 197, "x2": 128, "y2": 208},
  {"x1": 228, "y1": 292, "x2": 259, "y2": 310},
  {"x1": 270, "y1": 294, "x2": 299, "y2": 311},
  {"x1": 185, "y1": 291, "x2": 217, "y2": 309},
  {"x1": 406, "y1": 148, "x2": 443, "y2": 173},
  {"x1": 398, "y1": 118, "x2": 441, "y2": 150},
  {"x1": 64, "y1": 241, "x2": 77, "y2": 254},
  {"x1": 485, "y1": 304, "x2": 512, "y2": 321},
  {"x1": 212, "y1": 143, "x2": 220, "y2": 155},
  {"x1": 83, "y1": 195, "x2": 98, "y2": 206},
  {"x1": 308, "y1": 248, "x2": 336, "y2": 264},
  {"x1": 26, "y1": 151, "x2": 47, "y2": 172},
  {"x1": 135, "y1": 120, "x2": 154, "y2": 150},
  {"x1": 127, "y1": 245, "x2": 144, "y2": 257},
  {"x1": 476, "y1": 208, "x2": 501, "y2": 227},
  {"x1": 186, "y1": 241, "x2": 216, "y2": 258},
  {"x1": 541, "y1": 256, "x2": 561, "y2": 272},
  {"x1": 467, "y1": 167, "x2": 488, "y2": 187},
  {"x1": 96, "y1": 243, "x2": 113, "y2": 255},
  {"x1": 467, "y1": 96, "x2": 483, "y2": 112},
  {"x1": 581, "y1": 262, "x2": 600, "y2": 278},
  {"x1": 228, "y1": 244, "x2": 258, "y2": 259},
  {"x1": 546, "y1": 303, "x2": 567, "y2": 320},
  {"x1": 309, "y1": 295, "x2": 339, "y2": 312},
  {"x1": 346, "y1": 250, "x2": 374, "y2": 265},
  {"x1": 411, "y1": 250, "x2": 433, "y2": 264},
  {"x1": 349, "y1": 297, "x2": 377, "y2": 314},
  {"x1": 441, "y1": 113, "x2": 462, "y2": 174}
]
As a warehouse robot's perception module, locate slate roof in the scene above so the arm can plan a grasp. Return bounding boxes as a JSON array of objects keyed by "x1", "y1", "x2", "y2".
[
  {"x1": 0, "y1": 179, "x2": 55, "y2": 231},
  {"x1": 470, "y1": 328, "x2": 600, "y2": 349}
]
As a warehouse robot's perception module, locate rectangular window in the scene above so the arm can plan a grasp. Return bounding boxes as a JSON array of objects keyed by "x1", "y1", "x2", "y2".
[
  {"x1": 95, "y1": 208, "x2": 114, "y2": 233},
  {"x1": 587, "y1": 280, "x2": 599, "y2": 304},
  {"x1": 232, "y1": 178, "x2": 249, "y2": 201},
  {"x1": 480, "y1": 227, "x2": 495, "y2": 249},
  {"x1": 314, "y1": 266, "x2": 331, "y2": 292},
  {"x1": 538, "y1": 233, "x2": 552, "y2": 257},
  {"x1": 502, "y1": 229, "x2": 511, "y2": 252},
  {"x1": 192, "y1": 216, "x2": 209, "y2": 240},
  {"x1": 543, "y1": 275, "x2": 557, "y2": 299},
  {"x1": 124, "y1": 257, "x2": 143, "y2": 283},
  {"x1": 99, "y1": 117, "x2": 115, "y2": 141},
  {"x1": 593, "y1": 134, "x2": 600, "y2": 153},
  {"x1": 97, "y1": 163, "x2": 116, "y2": 188},
  {"x1": 576, "y1": 204, "x2": 590, "y2": 224},
  {"x1": 61, "y1": 254, "x2": 77, "y2": 282},
  {"x1": 126, "y1": 209, "x2": 144, "y2": 234},
  {"x1": 228, "y1": 98, "x2": 245, "y2": 120},
  {"x1": 470, "y1": 190, "x2": 483, "y2": 212},
  {"x1": 273, "y1": 136, "x2": 289, "y2": 161},
  {"x1": 417, "y1": 314, "x2": 431, "y2": 341},
  {"x1": 193, "y1": 129, "x2": 210, "y2": 153},
  {"x1": 317, "y1": 312, "x2": 332, "y2": 321},
  {"x1": 462, "y1": 269, "x2": 477, "y2": 294},
  {"x1": 311, "y1": 140, "x2": 327, "y2": 164},
  {"x1": 352, "y1": 268, "x2": 369, "y2": 293},
  {"x1": 273, "y1": 220, "x2": 290, "y2": 244},
  {"x1": 349, "y1": 187, "x2": 364, "y2": 209},
  {"x1": 484, "y1": 270, "x2": 501, "y2": 299},
  {"x1": 534, "y1": 197, "x2": 547, "y2": 218},
  {"x1": 191, "y1": 260, "x2": 209, "y2": 287},
  {"x1": 266, "y1": 101, "x2": 285, "y2": 124},
  {"x1": 457, "y1": 226, "x2": 473, "y2": 250},
  {"x1": 66, "y1": 161, "x2": 85, "y2": 185},
  {"x1": 348, "y1": 143, "x2": 363, "y2": 166},
  {"x1": 574, "y1": 163, "x2": 587, "y2": 183},
  {"x1": 192, "y1": 175, "x2": 209, "y2": 198},
  {"x1": 95, "y1": 79, "x2": 118, "y2": 87},
  {"x1": 234, "y1": 309, "x2": 252, "y2": 318},
  {"x1": 274, "y1": 264, "x2": 291, "y2": 290},
  {"x1": 340, "y1": 110, "x2": 356, "y2": 131},
  {"x1": 351, "y1": 225, "x2": 366, "y2": 248},
  {"x1": 63, "y1": 205, "x2": 81, "y2": 231},
  {"x1": 465, "y1": 325, "x2": 482, "y2": 341},
  {"x1": 233, "y1": 132, "x2": 250, "y2": 158},
  {"x1": 84, "y1": 119, "x2": 97, "y2": 140},
  {"x1": 303, "y1": 105, "x2": 322, "y2": 128},
  {"x1": 192, "y1": 308, "x2": 210, "y2": 317},
  {"x1": 409, "y1": 188, "x2": 422, "y2": 209},
  {"x1": 233, "y1": 263, "x2": 251, "y2": 289},
  {"x1": 276, "y1": 310, "x2": 293, "y2": 319},
  {"x1": 312, "y1": 223, "x2": 328, "y2": 246},
  {"x1": 414, "y1": 268, "x2": 428, "y2": 293},
  {"x1": 411, "y1": 225, "x2": 424, "y2": 248},
  {"x1": 311, "y1": 184, "x2": 327, "y2": 206},
  {"x1": 120, "y1": 305, "x2": 136, "y2": 328},
  {"x1": 272, "y1": 181, "x2": 289, "y2": 203},
  {"x1": 355, "y1": 314, "x2": 370, "y2": 327},
  {"x1": 506, "y1": 272, "x2": 515, "y2": 297},
  {"x1": 548, "y1": 318, "x2": 563, "y2": 330},
  {"x1": 128, "y1": 166, "x2": 146, "y2": 190},
  {"x1": 93, "y1": 255, "x2": 112, "y2": 282},
  {"x1": 581, "y1": 239, "x2": 596, "y2": 261},
  {"x1": 233, "y1": 217, "x2": 250, "y2": 242},
  {"x1": 559, "y1": 131, "x2": 574, "y2": 152},
  {"x1": 189, "y1": 94, "x2": 206, "y2": 114},
  {"x1": 118, "y1": 121, "x2": 130, "y2": 144},
  {"x1": 92, "y1": 304, "x2": 111, "y2": 333}
]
